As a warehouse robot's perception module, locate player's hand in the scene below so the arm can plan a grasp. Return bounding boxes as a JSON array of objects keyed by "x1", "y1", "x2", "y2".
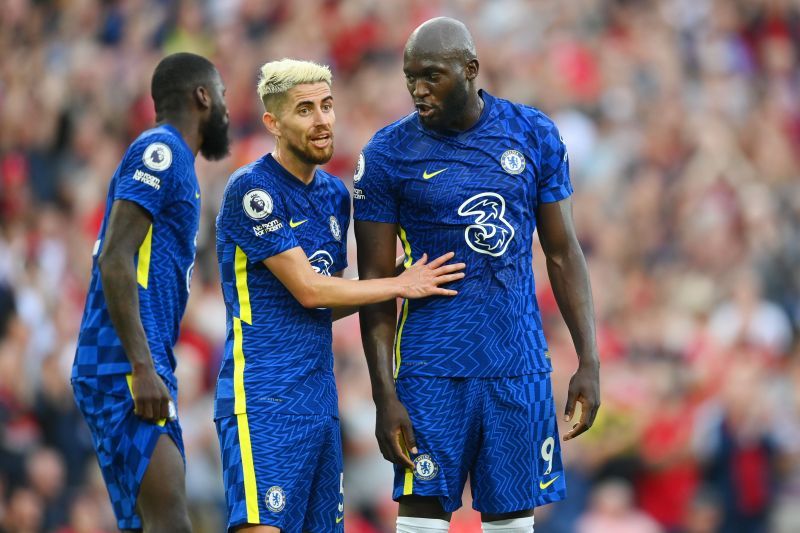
[
  {"x1": 563, "y1": 362, "x2": 600, "y2": 441},
  {"x1": 131, "y1": 365, "x2": 172, "y2": 423},
  {"x1": 397, "y1": 252, "x2": 465, "y2": 299},
  {"x1": 375, "y1": 396, "x2": 417, "y2": 470}
]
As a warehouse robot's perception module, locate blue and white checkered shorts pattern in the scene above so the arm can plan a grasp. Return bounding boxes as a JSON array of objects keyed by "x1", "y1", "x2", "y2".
[{"x1": 72, "y1": 374, "x2": 184, "y2": 530}]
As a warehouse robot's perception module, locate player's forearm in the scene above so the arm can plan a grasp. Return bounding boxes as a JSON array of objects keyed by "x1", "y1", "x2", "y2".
[
  {"x1": 98, "y1": 254, "x2": 154, "y2": 371},
  {"x1": 359, "y1": 300, "x2": 400, "y2": 404},
  {"x1": 301, "y1": 275, "x2": 402, "y2": 309},
  {"x1": 545, "y1": 245, "x2": 599, "y2": 367}
]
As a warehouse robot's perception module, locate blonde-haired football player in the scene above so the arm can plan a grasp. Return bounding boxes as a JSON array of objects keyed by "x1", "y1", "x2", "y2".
[{"x1": 213, "y1": 59, "x2": 466, "y2": 532}]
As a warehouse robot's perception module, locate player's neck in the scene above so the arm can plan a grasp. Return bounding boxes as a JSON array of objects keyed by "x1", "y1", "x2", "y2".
[
  {"x1": 451, "y1": 91, "x2": 484, "y2": 131},
  {"x1": 272, "y1": 148, "x2": 315, "y2": 185},
  {"x1": 157, "y1": 116, "x2": 201, "y2": 155}
]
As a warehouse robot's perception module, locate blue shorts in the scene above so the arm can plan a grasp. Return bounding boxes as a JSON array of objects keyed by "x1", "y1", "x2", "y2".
[
  {"x1": 72, "y1": 373, "x2": 184, "y2": 531},
  {"x1": 216, "y1": 412, "x2": 344, "y2": 532},
  {"x1": 393, "y1": 373, "x2": 566, "y2": 514}
]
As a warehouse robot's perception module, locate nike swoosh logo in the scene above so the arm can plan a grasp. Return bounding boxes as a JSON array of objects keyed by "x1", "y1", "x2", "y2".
[
  {"x1": 422, "y1": 168, "x2": 447, "y2": 180},
  {"x1": 336, "y1": 516, "x2": 344, "y2": 524},
  {"x1": 195, "y1": 192, "x2": 200, "y2": 199},
  {"x1": 539, "y1": 475, "x2": 560, "y2": 490},
  {"x1": 289, "y1": 218, "x2": 308, "y2": 228}
]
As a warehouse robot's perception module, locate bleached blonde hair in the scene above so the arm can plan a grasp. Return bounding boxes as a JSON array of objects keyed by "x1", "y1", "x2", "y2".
[{"x1": 257, "y1": 59, "x2": 332, "y2": 113}]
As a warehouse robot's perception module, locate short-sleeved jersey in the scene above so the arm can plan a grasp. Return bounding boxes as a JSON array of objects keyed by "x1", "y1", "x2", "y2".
[
  {"x1": 73, "y1": 125, "x2": 200, "y2": 387},
  {"x1": 214, "y1": 154, "x2": 350, "y2": 419},
  {"x1": 353, "y1": 90, "x2": 572, "y2": 378}
]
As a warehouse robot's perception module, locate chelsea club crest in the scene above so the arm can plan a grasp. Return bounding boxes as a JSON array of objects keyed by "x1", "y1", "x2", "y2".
[
  {"x1": 413, "y1": 454, "x2": 439, "y2": 481},
  {"x1": 500, "y1": 149, "x2": 525, "y2": 175},
  {"x1": 329, "y1": 215, "x2": 341, "y2": 241},
  {"x1": 353, "y1": 153, "x2": 365, "y2": 183},
  {"x1": 265, "y1": 486, "x2": 285, "y2": 512}
]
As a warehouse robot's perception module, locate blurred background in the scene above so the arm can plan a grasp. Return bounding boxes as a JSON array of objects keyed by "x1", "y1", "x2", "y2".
[{"x1": 1, "y1": 0, "x2": 799, "y2": 532}]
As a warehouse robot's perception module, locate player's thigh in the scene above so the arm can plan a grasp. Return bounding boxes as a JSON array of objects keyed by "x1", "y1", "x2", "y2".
[
  {"x1": 398, "y1": 494, "x2": 451, "y2": 520},
  {"x1": 393, "y1": 377, "x2": 480, "y2": 514},
  {"x1": 137, "y1": 432, "x2": 188, "y2": 520},
  {"x1": 303, "y1": 416, "x2": 344, "y2": 531},
  {"x1": 472, "y1": 373, "x2": 566, "y2": 514},
  {"x1": 217, "y1": 411, "x2": 326, "y2": 532}
]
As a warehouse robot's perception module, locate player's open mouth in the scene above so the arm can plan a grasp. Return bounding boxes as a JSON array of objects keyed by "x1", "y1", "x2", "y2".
[
  {"x1": 416, "y1": 103, "x2": 435, "y2": 118},
  {"x1": 309, "y1": 133, "x2": 331, "y2": 149}
]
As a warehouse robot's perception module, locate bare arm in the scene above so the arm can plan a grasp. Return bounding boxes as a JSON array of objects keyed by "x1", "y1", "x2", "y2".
[
  {"x1": 537, "y1": 197, "x2": 600, "y2": 440},
  {"x1": 263, "y1": 247, "x2": 463, "y2": 309},
  {"x1": 355, "y1": 220, "x2": 417, "y2": 469},
  {"x1": 98, "y1": 199, "x2": 170, "y2": 423},
  {"x1": 331, "y1": 256, "x2": 407, "y2": 321},
  {"x1": 330, "y1": 271, "x2": 356, "y2": 321}
]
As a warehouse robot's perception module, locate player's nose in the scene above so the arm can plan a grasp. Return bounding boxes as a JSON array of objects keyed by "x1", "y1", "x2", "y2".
[{"x1": 412, "y1": 80, "x2": 430, "y2": 98}]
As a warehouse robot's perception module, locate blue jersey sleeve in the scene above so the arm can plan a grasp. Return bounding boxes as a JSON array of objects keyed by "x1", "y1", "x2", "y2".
[
  {"x1": 535, "y1": 116, "x2": 573, "y2": 204},
  {"x1": 224, "y1": 171, "x2": 299, "y2": 263},
  {"x1": 352, "y1": 145, "x2": 399, "y2": 223},
  {"x1": 333, "y1": 180, "x2": 350, "y2": 272},
  {"x1": 114, "y1": 136, "x2": 180, "y2": 217}
]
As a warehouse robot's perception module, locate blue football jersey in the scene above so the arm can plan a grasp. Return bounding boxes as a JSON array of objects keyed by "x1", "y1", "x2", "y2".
[
  {"x1": 353, "y1": 91, "x2": 572, "y2": 378},
  {"x1": 73, "y1": 125, "x2": 200, "y2": 387},
  {"x1": 214, "y1": 154, "x2": 349, "y2": 419}
]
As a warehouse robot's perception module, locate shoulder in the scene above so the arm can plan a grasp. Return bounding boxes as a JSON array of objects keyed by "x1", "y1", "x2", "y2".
[
  {"x1": 225, "y1": 158, "x2": 279, "y2": 196},
  {"x1": 128, "y1": 126, "x2": 191, "y2": 172},
  {"x1": 363, "y1": 112, "x2": 419, "y2": 161},
  {"x1": 219, "y1": 161, "x2": 285, "y2": 227},
  {"x1": 221, "y1": 158, "x2": 285, "y2": 218},
  {"x1": 490, "y1": 94, "x2": 557, "y2": 135}
]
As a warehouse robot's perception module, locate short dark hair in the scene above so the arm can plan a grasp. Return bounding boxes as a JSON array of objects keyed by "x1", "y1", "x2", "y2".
[{"x1": 151, "y1": 53, "x2": 217, "y2": 116}]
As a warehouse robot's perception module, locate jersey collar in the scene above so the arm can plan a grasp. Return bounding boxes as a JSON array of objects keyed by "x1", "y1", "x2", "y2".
[{"x1": 262, "y1": 153, "x2": 317, "y2": 191}]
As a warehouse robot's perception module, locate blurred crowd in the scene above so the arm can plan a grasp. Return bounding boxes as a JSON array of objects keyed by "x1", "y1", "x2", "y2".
[{"x1": 1, "y1": 0, "x2": 799, "y2": 532}]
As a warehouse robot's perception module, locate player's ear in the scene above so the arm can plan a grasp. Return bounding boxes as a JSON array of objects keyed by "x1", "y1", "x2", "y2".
[
  {"x1": 465, "y1": 58, "x2": 479, "y2": 81},
  {"x1": 262, "y1": 112, "x2": 281, "y2": 137},
  {"x1": 194, "y1": 85, "x2": 212, "y2": 111}
]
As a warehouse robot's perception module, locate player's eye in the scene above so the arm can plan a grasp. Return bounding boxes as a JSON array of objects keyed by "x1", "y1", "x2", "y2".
[
  {"x1": 298, "y1": 107, "x2": 311, "y2": 116},
  {"x1": 405, "y1": 75, "x2": 415, "y2": 84},
  {"x1": 322, "y1": 102, "x2": 333, "y2": 112},
  {"x1": 428, "y1": 73, "x2": 441, "y2": 82}
]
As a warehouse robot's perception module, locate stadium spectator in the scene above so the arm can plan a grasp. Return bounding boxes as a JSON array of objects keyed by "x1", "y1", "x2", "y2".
[{"x1": 0, "y1": 1, "x2": 798, "y2": 531}]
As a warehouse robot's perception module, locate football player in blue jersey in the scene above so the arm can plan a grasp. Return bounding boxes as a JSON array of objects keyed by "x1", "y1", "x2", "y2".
[
  {"x1": 71, "y1": 53, "x2": 230, "y2": 533},
  {"x1": 354, "y1": 18, "x2": 601, "y2": 533},
  {"x1": 213, "y1": 59, "x2": 465, "y2": 533}
]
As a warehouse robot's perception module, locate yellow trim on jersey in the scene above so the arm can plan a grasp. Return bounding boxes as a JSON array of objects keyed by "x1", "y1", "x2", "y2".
[
  {"x1": 237, "y1": 412, "x2": 260, "y2": 523},
  {"x1": 403, "y1": 467, "x2": 414, "y2": 495},
  {"x1": 233, "y1": 317, "x2": 247, "y2": 414},
  {"x1": 395, "y1": 300, "x2": 410, "y2": 380},
  {"x1": 136, "y1": 224, "x2": 153, "y2": 289},
  {"x1": 124, "y1": 373, "x2": 166, "y2": 427},
  {"x1": 399, "y1": 226, "x2": 413, "y2": 268},
  {"x1": 394, "y1": 227, "x2": 413, "y2": 379},
  {"x1": 235, "y1": 246, "x2": 252, "y2": 325}
]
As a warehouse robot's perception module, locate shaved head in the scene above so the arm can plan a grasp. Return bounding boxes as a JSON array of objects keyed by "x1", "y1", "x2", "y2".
[
  {"x1": 404, "y1": 17, "x2": 477, "y2": 62},
  {"x1": 402, "y1": 17, "x2": 482, "y2": 132}
]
